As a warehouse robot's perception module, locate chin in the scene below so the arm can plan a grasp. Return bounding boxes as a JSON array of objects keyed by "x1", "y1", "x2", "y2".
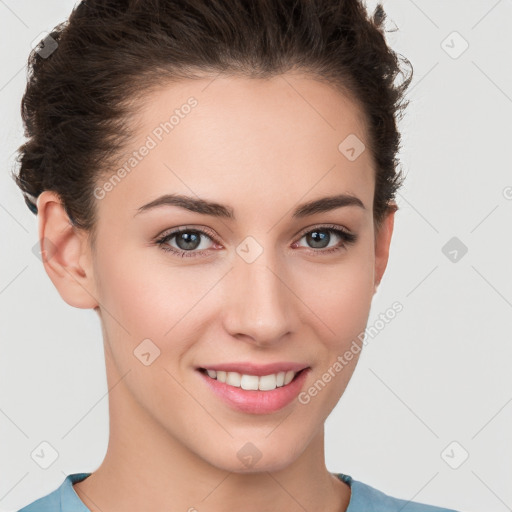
[
  {"x1": 200, "y1": 439, "x2": 304, "y2": 475},
  {"x1": 215, "y1": 455, "x2": 296, "y2": 475}
]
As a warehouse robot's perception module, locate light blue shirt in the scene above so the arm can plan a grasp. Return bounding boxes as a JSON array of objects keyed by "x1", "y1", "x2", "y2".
[{"x1": 17, "y1": 472, "x2": 460, "y2": 511}]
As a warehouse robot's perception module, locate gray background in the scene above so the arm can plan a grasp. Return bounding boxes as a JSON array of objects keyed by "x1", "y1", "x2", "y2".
[{"x1": 1, "y1": 1, "x2": 511, "y2": 511}]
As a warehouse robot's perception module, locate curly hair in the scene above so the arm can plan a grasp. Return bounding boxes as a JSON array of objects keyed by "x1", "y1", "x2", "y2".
[{"x1": 13, "y1": 0, "x2": 413, "y2": 243}]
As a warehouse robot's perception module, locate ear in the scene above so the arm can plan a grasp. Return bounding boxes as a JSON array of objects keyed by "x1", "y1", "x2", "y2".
[
  {"x1": 36, "y1": 190, "x2": 99, "y2": 309},
  {"x1": 373, "y1": 203, "x2": 396, "y2": 294}
]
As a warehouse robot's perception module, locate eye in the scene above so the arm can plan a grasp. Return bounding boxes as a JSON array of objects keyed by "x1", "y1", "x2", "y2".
[
  {"x1": 155, "y1": 227, "x2": 218, "y2": 258},
  {"x1": 293, "y1": 225, "x2": 357, "y2": 254}
]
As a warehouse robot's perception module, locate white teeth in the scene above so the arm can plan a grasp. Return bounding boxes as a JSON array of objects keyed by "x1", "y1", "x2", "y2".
[
  {"x1": 241, "y1": 374, "x2": 259, "y2": 390},
  {"x1": 284, "y1": 370, "x2": 295, "y2": 385},
  {"x1": 258, "y1": 374, "x2": 276, "y2": 391},
  {"x1": 205, "y1": 369, "x2": 300, "y2": 391},
  {"x1": 226, "y1": 371, "x2": 241, "y2": 387}
]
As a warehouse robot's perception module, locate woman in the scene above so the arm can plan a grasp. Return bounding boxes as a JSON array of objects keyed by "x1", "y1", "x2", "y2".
[{"x1": 14, "y1": 0, "x2": 460, "y2": 510}]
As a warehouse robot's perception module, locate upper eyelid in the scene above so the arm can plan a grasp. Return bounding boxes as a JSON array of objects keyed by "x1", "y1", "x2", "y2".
[
  {"x1": 295, "y1": 223, "x2": 352, "y2": 237},
  {"x1": 157, "y1": 225, "x2": 216, "y2": 240}
]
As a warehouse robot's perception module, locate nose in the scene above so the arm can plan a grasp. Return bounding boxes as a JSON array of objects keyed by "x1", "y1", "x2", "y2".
[{"x1": 222, "y1": 252, "x2": 294, "y2": 347}]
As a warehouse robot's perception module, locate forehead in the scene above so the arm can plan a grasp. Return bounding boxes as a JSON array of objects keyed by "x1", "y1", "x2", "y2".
[{"x1": 98, "y1": 73, "x2": 375, "y2": 222}]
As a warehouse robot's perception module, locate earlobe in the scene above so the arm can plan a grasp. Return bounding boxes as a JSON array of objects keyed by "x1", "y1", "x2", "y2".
[
  {"x1": 373, "y1": 203, "x2": 396, "y2": 293},
  {"x1": 36, "y1": 191, "x2": 99, "y2": 309}
]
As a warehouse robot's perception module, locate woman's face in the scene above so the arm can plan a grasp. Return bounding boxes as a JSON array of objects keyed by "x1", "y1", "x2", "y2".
[{"x1": 79, "y1": 73, "x2": 393, "y2": 472}]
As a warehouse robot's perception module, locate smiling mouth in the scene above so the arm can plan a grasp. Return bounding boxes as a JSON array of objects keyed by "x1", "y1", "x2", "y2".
[{"x1": 198, "y1": 367, "x2": 308, "y2": 392}]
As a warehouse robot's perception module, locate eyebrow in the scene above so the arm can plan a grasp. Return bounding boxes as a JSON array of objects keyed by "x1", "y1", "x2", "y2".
[{"x1": 135, "y1": 193, "x2": 365, "y2": 219}]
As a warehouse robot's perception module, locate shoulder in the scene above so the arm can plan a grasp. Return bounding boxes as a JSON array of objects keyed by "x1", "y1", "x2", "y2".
[
  {"x1": 336, "y1": 473, "x2": 461, "y2": 512},
  {"x1": 16, "y1": 473, "x2": 91, "y2": 512}
]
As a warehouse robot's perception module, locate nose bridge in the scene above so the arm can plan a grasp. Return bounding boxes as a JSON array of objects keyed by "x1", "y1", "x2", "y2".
[{"x1": 223, "y1": 245, "x2": 292, "y2": 343}]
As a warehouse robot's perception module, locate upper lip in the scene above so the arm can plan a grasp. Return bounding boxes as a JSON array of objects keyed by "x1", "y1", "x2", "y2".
[{"x1": 197, "y1": 362, "x2": 310, "y2": 376}]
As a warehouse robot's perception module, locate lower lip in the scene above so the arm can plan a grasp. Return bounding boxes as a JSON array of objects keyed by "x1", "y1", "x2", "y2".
[{"x1": 198, "y1": 368, "x2": 311, "y2": 414}]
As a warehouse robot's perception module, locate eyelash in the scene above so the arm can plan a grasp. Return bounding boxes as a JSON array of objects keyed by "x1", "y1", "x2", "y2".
[{"x1": 154, "y1": 224, "x2": 358, "y2": 258}]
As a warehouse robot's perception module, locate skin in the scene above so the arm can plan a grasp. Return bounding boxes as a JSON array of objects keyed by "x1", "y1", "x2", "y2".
[{"x1": 37, "y1": 72, "x2": 395, "y2": 512}]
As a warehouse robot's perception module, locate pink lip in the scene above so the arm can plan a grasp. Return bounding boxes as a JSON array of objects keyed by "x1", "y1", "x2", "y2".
[
  {"x1": 197, "y1": 367, "x2": 311, "y2": 414},
  {"x1": 197, "y1": 361, "x2": 309, "y2": 376}
]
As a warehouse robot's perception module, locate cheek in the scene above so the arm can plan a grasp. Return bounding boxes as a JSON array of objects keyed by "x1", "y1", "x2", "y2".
[
  {"x1": 295, "y1": 258, "x2": 374, "y2": 412},
  {"x1": 324, "y1": 270, "x2": 374, "y2": 335},
  {"x1": 296, "y1": 248, "x2": 375, "y2": 343},
  {"x1": 92, "y1": 249, "x2": 202, "y2": 408},
  {"x1": 93, "y1": 246, "x2": 223, "y2": 378},
  {"x1": 95, "y1": 246, "x2": 205, "y2": 333}
]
